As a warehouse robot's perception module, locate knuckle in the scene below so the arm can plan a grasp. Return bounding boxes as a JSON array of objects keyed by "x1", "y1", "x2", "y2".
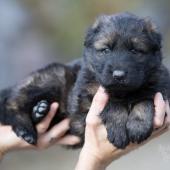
[
  {"x1": 86, "y1": 116, "x2": 100, "y2": 127},
  {"x1": 86, "y1": 118, "x2": 95, "y2": 126},
  {"x1": 93, "y1": 95, "x2": 107, "y2": 106},
  {"x1": 37, "y1": 124, "x2": 47, "y2": 133},
  {"x1": 60, "y1": 119, "x2": 70, "y2": 130}
]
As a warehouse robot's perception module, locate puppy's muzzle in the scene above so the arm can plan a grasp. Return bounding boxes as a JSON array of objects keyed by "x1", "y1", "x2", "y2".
[{"x1": 112, "y1": 70, "x2": 126, "y2": 81}]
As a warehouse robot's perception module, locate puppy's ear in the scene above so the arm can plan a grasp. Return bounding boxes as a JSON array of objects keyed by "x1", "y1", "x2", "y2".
[
  {"x1": 92, "y1": 15, "x2": 111, "y2": 30},
  {"x1": 84, "y1": 15, "x2": 111, "y2": 47},
  {"x1": 143, "y1": 17, "x2": 162, "y2": 50}
]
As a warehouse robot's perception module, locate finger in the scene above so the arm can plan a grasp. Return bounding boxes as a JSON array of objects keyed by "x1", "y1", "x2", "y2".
[
  {"x1": 154, "y1": 92, "x2": 166, "y2": 128},
  {"x1": 56, "y1": 135, "x2": 80, "y2": 145},
  {"x1": 111, "y1": 123, "x2": 169, "y2": 160},
  {"x1": 42, "y1": 118, "x2": 70, "y2": 144},
  {"x1": 36, "y1": 103, "x2": 59, "y2": 134},
  {"x1": 113, "y1": 126, "x2": 168, "y2": 160},
  {"x1": 86, "y1": 86, "x2": 109, "y2": 125},
  {"x1": 112, "y1": 125, "x2": 169, "y2": 159},
  {"x1": 165, "y1": 100, "x2": 170, "y2": 125}
]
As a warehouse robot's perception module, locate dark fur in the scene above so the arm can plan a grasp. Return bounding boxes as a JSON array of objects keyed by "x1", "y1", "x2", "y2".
[{"x1": 0, "y1": 12, "x2": 170, "y2": 148}]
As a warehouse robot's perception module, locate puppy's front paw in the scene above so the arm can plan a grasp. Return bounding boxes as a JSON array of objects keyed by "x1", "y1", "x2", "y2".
[
  {"x1": 32, "y1": 100, "x2": 50, "y2": 123},
  {"x1": 101, "y1": 102, "x2": 129, "y2": 149},
  {"x1": 13, "y1": 126, "x2": 37, "y2": 145},
  {"x1": 107, "y1": 127, "x2": 129, "y2": 149},
  {"x1": 126, "y1": 101, "x2": 154, "y2": 143},
  {"x1": 126, "y1": 117, "x2": 153, "y2": 143}
]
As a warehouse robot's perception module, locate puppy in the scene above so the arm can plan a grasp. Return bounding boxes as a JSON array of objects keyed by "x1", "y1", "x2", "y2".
[{"x1": 0, "y1": 12, "x2": 169, "y2": 149}]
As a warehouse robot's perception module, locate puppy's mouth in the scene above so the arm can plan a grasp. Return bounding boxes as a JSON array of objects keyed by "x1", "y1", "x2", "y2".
[
  {"x1": 113, "y1": 78, "x2": 128, "y2": 85},
  {"x1": 100, "y1": 79, "x2": 141, "y2": 92},
  {"x1": 106, "y1": 83, "x2": 135, "y2": 91}
]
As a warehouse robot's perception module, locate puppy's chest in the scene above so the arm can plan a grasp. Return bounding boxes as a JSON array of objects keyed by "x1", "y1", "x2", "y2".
[
  {"x1": 78, "y1": 83, "x2": 129, "y2": 113},
  {"x1": 78, "y1": 83, "x2": 156, "y2": 114}
]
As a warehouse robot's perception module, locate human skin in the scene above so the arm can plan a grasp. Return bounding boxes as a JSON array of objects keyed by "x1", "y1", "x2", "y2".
[
  {"x1": 0, "y1": 103, "x2": 80, "y2": 158},
  {"x1": 0, "y1": 87, "x2": 169, "y2": 170},
  {"x1": 75, "y1": 87, "x2": 170, "y2": 170}
]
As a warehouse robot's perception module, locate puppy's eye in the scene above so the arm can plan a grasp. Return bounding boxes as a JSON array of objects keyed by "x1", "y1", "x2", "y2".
[
  {"x1": 99, "y1": 48, "x2": 111, "y2": 54},
  {"x1": 130, "y1": 48, "x2": 145, "y2": 54},
  {"x1": 130, "y1": 48, "x2": 138, "y2": 54}
]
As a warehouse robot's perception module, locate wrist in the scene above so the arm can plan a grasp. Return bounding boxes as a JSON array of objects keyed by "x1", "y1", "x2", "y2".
[{"x1": 75, "y1": 148, "x2": 107, "y2": 170}]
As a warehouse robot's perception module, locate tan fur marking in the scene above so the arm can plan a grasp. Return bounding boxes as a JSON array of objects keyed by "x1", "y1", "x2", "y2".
[
  {"x1": 131, "y1": 37, "x2": 139, "y2": 43},
  {"x1": 18, "y1": 76, "x2": 34, "y2": 89},
  {"x1": 92, "y1": 15, "x2": 111, "y2": 29},
  {"x1": 6, "y1": 101, "x2": 18, "y2": 110},
  {"x1": 94, "y1": 38, "x2": 109, "y2": 50},
  {"x1": 144, "y1": 17, "x2": 158, "y2": 33},
  {"x1": 132, "y1": 103, "x2": 148, "y2": 120},
  {"x1": 87, "y1": 83, "x2": 99, "y2": 96},
  {"x1": 92, "y1": 18, "x2": 100, "y2": 29},
  {"x1": 131, "y1": 37, "x2": 148, "y2": 52}
]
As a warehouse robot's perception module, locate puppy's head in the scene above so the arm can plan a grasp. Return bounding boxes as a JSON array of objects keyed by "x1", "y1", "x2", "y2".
[{"x1": 83, "y1": 12, "x2": 162, "y2": 92}]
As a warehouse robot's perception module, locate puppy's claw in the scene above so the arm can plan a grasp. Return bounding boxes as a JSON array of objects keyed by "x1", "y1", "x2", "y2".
[{"x1": 14, "y1": 126, "x2": 37, "y2": 145}]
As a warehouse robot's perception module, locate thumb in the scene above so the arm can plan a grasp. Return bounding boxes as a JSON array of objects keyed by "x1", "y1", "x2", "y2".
[{"x1": 86, "y1": 86, "x2": 109, "y2": 125}]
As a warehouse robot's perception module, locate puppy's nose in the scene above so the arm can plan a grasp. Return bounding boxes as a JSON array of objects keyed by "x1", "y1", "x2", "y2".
[{"x1": 112, "y1": 70, "x2": 126, "y2": 80}]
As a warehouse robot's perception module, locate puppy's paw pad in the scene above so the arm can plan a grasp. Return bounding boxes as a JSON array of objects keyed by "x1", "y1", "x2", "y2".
[
  {"x1": 32, "y1": 100, "x2": 49, "y2": 123},
  {"x1": 14, "y1": 126, "x2": 37, "y2": 145},
  {"x1": 126, "y1": 119, "x2": 153, "y2": 143}
]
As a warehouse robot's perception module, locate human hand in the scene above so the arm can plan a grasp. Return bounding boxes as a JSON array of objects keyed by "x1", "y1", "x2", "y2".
[
  {"x1": 0, "y1": 103, "x2": 80, "y2": 158},
  {"x1": 76, "y1": 87, "x2": 170, "y2": 170},
  {"x1": 112, "y1": 92, "x2": 170, "y2": 161}
]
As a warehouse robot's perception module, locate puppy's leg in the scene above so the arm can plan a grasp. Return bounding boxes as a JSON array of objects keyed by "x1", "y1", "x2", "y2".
[
  {"x1": 0, "y1": 63, "x2": 73, "y2": 144},
  {"x1": 0, "y1": 90, "x2": 37, "y2": 144},
  {"x1": 126, "y1": 100, "x2": 154, "y2": 143},
  {"x1": 68, "y1": 114, "x2": 86, "y2": 148},
  {"x1": 11, "y1": 112, "x2": 37, "y2": 144},
  {"x1": 100, "y1": 102, "x2": 129, "y2": 149},
  {"x1": 2, "y1": 87, "x2": 55, "y2": 144}
]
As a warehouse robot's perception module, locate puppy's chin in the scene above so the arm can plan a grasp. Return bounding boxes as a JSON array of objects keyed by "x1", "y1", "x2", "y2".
[
  {"x1": 97, "y1": 76, "x2": 144, "y2": 94},
  {"x1": 100, "y1": 81, "x2": 141, "y2": 93}
]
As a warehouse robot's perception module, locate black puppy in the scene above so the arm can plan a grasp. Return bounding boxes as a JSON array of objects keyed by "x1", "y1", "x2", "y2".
[{"x1": 0, "y1": 12, "x2": 170, "y2": 148}]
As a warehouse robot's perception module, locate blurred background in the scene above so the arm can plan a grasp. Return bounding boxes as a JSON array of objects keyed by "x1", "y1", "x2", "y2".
[{"x1": 0, "y1": 0, "x2": 170, "y2": 169}]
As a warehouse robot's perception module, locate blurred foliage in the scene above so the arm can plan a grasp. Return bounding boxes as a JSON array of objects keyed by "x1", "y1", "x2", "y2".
[
  {"x1": 18, "y1": 0, "x2": 170, "y2": 60},
  {"x1": 0, "y1": 0, "x2": 170, "y2": 87}
]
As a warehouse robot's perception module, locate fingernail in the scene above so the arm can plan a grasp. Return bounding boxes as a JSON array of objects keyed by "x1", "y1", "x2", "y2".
[
  {"x1": 156, "y1": 92, "x2": 164, "y2": 101},
  {"x1": 98, "y1": 86, "x2": 106, "y2": 93},
  {"x1": 72, "y1": 136, "x2": 81, "y2": 144},
  {"x1": 51, "y1": 103, "x2": 59, "y2": 110}
]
